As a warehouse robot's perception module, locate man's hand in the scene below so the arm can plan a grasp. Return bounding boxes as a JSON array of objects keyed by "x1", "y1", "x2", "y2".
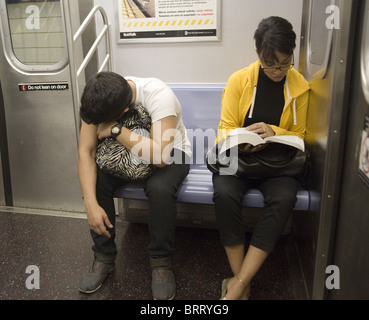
[
  {"x1": 97, "y1": 121, "x2": 117, "y2": 140},
  {"x1": 86, "y1": 204, "x2": 113, "y2": 238}
]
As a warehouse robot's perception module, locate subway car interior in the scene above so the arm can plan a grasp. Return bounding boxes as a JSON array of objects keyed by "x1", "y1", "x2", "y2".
[{"x1": 0, "y1": 0, "x2": 369, "y2": 301}]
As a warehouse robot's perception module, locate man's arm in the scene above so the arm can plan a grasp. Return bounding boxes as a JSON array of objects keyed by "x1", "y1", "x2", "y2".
[
  {"x1": 78, "y1": 121, "x2": 113, "y2": 238},
  {"x1": 98, "y1": 116, "x2": 176, "y2": 168}
]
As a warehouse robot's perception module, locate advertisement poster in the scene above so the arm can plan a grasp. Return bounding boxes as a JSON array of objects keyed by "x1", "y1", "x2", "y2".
[
  {"x1": 117, "y1": 0, "x2": 221, "y2": 43},
  {"x1": 359, "y1": 115, "x2": 369, "y2": 187}
]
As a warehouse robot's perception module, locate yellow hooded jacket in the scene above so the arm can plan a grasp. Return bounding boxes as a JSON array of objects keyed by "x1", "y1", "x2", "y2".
[{"x1": 216, "y1": 61, "x2": 310, "y2": 144}]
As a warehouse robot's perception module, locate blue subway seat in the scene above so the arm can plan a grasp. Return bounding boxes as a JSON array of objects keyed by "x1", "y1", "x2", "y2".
[
  {"x1": 113, "y1": 84, "x2": 310, "y2": 212},
  {"x1": 113, "y1": 163, "x2": 310, "y2": 210}
]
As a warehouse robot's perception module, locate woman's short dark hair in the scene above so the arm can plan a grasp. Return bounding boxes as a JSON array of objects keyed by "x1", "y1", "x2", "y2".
[
  {"x1": 254, "y1": 16, "x2": 296, "y2": 64},
  {"x1": 80, "y1": 72, "x2": 133, "y2": 125}
]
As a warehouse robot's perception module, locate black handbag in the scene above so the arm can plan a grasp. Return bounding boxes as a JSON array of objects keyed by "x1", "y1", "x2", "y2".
[
  {"x1": 95, "y1": 104, "x2": 156, "y2": 181},
  {"x1": 206, "y1": 142, "x2": 308, "y2": 180}
]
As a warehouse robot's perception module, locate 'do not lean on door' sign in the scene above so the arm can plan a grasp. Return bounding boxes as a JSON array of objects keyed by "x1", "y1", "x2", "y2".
[{"x1": 18, "y1": 83, "x2": 69, "y2": 92}]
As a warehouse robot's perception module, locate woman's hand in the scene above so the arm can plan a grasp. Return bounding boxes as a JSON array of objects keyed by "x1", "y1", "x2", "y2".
[
  {"x1": 238, "y1": 143, "x2": 266, "y2": 153},
  {"x1": 239, "y1": 122, "x2": 275, "y2": 153},
  {"x1": 245, "y1": 122, "x2": 275, "y2": 139}
]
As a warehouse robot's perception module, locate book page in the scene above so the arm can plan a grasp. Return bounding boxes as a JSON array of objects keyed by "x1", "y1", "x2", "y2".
[
  {"x1": 264, "y1": 135, "x2": 305, "y2": 151},
  {"x1": 219, "y1": 128, "x2": 305, "y2": 153}
]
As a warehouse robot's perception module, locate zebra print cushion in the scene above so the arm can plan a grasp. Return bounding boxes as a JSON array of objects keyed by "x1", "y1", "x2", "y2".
[{"x1": 95, "y1": 104, "x2": 156, "y2": 181}]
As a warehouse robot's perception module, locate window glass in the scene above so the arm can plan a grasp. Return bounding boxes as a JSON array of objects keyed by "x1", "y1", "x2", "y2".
[
  {"x1": 309, "y1": 0, "x2": 331, "y2": 66},
  {"x1": 5, "y1": 0, "x2": 66, "y2": 67},
  {"x1": 362, "y1": 2, "x2": 369, "y2": 103}
]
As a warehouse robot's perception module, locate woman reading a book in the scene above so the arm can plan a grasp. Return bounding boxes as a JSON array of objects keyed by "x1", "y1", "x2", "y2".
[{"x1": 213, "y1": 16, "x2": 310, "y2": 300}]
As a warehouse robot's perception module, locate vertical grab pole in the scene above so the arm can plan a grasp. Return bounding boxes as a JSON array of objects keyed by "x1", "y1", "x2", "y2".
[{"x1": 62, "y1": 0, "x2": 81, "y2": 141}]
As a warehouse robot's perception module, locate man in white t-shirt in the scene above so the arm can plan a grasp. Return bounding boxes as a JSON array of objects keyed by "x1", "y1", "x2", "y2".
[{"x1": 77, "y1": 72, "x2": 191, "y2": 300}]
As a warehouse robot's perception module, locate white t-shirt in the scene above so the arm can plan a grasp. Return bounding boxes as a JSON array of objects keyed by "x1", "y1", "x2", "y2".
[{"x1": 126, "y1": 76, "x2": 192, "y2": 159}]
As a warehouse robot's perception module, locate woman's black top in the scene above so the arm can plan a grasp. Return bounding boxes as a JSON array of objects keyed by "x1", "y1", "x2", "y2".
[{"x1": 244, "y1": 68, "x2": 286, "y2": 127}]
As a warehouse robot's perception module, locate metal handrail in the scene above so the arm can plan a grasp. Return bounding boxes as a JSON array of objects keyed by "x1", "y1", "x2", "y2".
[
  {"x1": 63, "y1": 1, "x2": 113, "y2": 140},
  {"x1": 73, "y1": 5, "x2": 112, "y2": 77},
  {"x1": 77, "y1": 24, "x2": 110, "y2": 77}
]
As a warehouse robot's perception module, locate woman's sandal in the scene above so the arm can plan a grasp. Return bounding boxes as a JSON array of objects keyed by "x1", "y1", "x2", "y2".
[
  {"x1": 220, "y1": 278, "x2": 230, "y2": 300},
  {"x1": 220, "y1": 277, "x2": 251, "y2": 300}
]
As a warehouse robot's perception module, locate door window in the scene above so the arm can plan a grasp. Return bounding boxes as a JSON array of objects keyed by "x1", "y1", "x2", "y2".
[
  {"x1": 307, "y1": 0, "x2": 333, "y2": 78},
  {"x1": 1, "y1": 0, "x2": 67, "y2": 71}
]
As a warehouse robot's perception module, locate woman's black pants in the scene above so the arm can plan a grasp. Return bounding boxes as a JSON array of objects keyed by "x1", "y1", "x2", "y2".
[{"x1": 212, "y1": 174, "x2": 299, "y2": 253}]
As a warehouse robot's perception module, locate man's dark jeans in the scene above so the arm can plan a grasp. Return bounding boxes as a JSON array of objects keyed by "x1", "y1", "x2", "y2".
[{"x1": 92, "y1": 151, "x2": 190, "y2": 263}]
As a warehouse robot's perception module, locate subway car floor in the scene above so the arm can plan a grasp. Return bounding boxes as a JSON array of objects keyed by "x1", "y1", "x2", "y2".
[{"x1": 0, "y1": 209, "x2": 306, "y2": 300}]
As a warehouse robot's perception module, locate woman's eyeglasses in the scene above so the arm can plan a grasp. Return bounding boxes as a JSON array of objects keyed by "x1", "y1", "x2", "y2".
[{"x1": 261, "y1": 56, "x2": 295, "y2": 72}]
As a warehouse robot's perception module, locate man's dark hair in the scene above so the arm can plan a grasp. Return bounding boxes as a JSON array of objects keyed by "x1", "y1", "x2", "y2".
[
  {"x1": 80, "y1": 72, "x2": 133, "y2": 125},
  {"x1": 254, "y1": 16, "x2": 296, "y2": 64}
]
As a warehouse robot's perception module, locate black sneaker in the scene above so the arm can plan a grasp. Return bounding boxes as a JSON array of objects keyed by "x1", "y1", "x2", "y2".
[
  {"x1": 150, "y1": 257, "x2": 176, "y2": 300},
  {"x1": 78, "y1": 261, "x2": 115, "y2": 294},
  {"x1": 152, "y1": 268, "x2": 176, "y2": 300}
]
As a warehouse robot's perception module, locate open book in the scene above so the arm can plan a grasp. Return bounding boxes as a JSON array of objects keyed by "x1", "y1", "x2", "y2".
[{"x1": 219, "y1": 128, "x2": 305, "y2": 154}]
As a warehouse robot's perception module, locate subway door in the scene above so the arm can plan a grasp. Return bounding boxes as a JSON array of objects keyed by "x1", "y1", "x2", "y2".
[
  {"x1": 0, "y1": 81, "x2": 9, "y2": 206},
  {"x1": 296, "y1": 0, "x2": 358, "y2": 299},
  {"x1": 0, "y1": 149, "x2": 4, "y2": 206},
  {"x1": 0, "y1": 0, "x2": 84, "y2": 212},
  {"x1": 328, "y1": 0, "x2": 369, "y2": 300}
]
